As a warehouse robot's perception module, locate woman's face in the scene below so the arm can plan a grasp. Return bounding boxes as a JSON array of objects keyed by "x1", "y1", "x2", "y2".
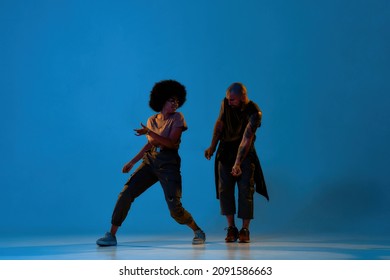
[{"x1": 162, "y1": 97, "x2": 179, "y2": 113}]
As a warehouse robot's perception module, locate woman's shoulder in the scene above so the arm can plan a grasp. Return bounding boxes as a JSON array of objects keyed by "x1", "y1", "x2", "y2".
[
  {"x1": 171, "y1": 111, "x2": 185, "y2": 120},
  {"x1": 148, "y1": 113, "x2": 160, "y2": 120},
  {"x1": 171, "y1": 112, "x2": 187, "y2": 130}
]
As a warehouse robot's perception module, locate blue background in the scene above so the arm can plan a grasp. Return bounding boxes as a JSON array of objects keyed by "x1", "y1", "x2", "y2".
[{"x1": 1, "y1": 0, "x2": 389, "y2": 238}]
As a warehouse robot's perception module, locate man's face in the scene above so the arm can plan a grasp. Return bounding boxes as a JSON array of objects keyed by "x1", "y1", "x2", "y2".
[{"x1": 226, "y1": 92, "x2": 241, "y2": 108}]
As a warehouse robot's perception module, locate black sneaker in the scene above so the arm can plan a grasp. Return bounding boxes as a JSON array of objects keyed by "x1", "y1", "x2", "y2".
[{"x1": 225, "y1": 226, "x2": 239, "y2": 242}]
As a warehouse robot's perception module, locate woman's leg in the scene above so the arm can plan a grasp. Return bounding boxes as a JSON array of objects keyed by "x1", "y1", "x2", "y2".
[
  {"x1": 111, "y1": 163, "x2": 158, "y2": 231},
  {"x1": 156, "y1": 153, "x2": 205, "y2": 243},
  {"x1": 97, "y1": 163, "x2": 158, "y2": 246}
]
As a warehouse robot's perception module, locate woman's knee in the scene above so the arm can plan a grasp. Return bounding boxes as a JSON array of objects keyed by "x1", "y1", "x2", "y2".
[{"x1": 168, "y1": 202, "x2": 192, "y2": 225}]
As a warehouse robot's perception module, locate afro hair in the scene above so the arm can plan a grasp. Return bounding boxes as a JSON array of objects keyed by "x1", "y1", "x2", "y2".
[{"x1": 149, "y1": 80, "x2": 187, "y2": 112}]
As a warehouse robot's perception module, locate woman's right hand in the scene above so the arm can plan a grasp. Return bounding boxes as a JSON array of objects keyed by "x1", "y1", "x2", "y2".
[{"x1": 122, "y1": 161, "x2": 135, "y2": 173}]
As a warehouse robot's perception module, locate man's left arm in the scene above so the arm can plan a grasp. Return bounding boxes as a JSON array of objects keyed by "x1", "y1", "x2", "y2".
[{"x1": 231, "y1": 111, "x2": 262, "y2": 176}]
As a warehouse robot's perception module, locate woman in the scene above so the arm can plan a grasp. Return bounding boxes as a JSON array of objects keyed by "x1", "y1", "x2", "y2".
[{"x1": 96, "y1": 80, "x2": 205, "y2": 246}]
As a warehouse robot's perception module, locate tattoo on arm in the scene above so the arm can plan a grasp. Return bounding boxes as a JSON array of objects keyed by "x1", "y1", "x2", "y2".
[
  {"x1": 235, "y1": 122, "x2": 255, "y2": 165},
  {"x1": 244, "y1": 125, "x2": 253, "y2": 139},
  {"x1": 236, "y1": 146, "x2": 246, "y2": 165},
  {"x1": 249, "y1": 113, "x2": 261, "y2": 133}
]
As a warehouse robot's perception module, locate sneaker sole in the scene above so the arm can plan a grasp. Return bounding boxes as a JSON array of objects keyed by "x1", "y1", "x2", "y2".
[
  {"x1": 238, "y1": 239, "x2": 250, "y2": 243},
  {"x1": 192, "y1": 239, "x2": 206, "y2": 245},
  {"x1": 225, "y1": 239, "x2": 238, "y2": 243},
  {"x1": 96, "y1": 241, "x2": 117, "y2": 246}
]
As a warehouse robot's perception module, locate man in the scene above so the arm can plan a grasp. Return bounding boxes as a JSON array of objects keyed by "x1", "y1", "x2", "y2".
[{"x1": 205, "y1": 82, "x2": 268, "y2": 243}]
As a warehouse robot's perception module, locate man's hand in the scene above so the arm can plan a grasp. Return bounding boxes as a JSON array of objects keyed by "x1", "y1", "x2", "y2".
[
  {"x1": 204, "y1": 147, "x2": 215, "y2": 160},
  {"x1": 231, "y1": 164, "x2": 242, "y2": 177}
]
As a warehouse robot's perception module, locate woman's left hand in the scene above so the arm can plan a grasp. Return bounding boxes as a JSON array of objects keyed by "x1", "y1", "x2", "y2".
[{"x1": 122, "y1": 161, "x2": 135, "y2": 173}]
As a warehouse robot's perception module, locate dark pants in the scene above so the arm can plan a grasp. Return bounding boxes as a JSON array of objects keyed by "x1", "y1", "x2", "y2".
[
  {"x1": 218, "y1": 157, "x2": 255, "y2": 219},
  {"x1": 111, "y1": 150, "x2": 195, "y2": 227}
]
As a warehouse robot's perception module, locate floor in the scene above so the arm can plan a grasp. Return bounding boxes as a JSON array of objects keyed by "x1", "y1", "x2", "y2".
[{"x1": 1, "y1": 233, "x2": 390, "y2": 260}]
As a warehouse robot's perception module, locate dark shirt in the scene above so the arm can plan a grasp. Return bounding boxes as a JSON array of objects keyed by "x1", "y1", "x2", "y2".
[
  {"x1": 216, "y1": 99, "x2": 261, "y2": 166},
  {"x1": 214, "y1": 98, "x2": 269, "y2": 201},
  {"x1": 217, "y1": 98, "x2": 262, "y2": 143}
]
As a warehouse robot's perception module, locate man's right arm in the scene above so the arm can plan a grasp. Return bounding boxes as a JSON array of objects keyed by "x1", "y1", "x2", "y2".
[{"x1": 205, "y1": 119, "x2": 223, "y2": 160}]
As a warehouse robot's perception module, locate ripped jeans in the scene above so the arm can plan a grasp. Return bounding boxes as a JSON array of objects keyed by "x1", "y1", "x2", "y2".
[{"x1": 111, "y1": 149, "x2": 195, "y2": 227}]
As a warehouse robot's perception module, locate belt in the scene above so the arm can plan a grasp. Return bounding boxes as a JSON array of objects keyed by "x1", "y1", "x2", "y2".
[{"x1": 153, "y1": 146, "x2": 177, "y2": 153}]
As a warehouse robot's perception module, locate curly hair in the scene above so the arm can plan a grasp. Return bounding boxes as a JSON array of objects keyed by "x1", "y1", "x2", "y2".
[{"x1": 149, "y1": 80, "x2": 187, "y2": 112}]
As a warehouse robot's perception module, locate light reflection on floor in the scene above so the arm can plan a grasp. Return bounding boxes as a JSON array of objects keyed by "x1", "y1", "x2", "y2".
[{"x1": 1, "y1": 234, "x2": 389, "y2": 260}]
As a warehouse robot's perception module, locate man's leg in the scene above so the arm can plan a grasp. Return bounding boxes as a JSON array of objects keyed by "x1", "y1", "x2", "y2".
[
  {"x1": 218, "y1": 161, "x2": 239, "y2": 242},
  {"x1": 237, "y1": 159, "x2": 255, "y2": 243}
]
